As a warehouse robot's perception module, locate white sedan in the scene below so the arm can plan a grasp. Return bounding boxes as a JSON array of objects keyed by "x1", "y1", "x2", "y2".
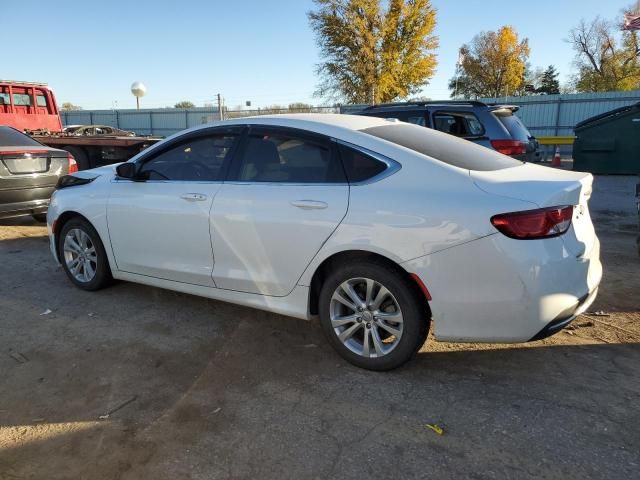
[{"x1": 47, "y1": 114, "x2": 602, "y2": 370}]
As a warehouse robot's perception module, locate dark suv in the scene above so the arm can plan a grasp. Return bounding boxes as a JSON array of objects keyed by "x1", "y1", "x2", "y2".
[{"x1": 357, "y1": 101, "x2": 540, "y2": 162}]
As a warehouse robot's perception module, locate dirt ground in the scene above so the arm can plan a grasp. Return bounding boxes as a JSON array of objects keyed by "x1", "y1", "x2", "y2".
[{"x1": 1, "y1": 210, "x2": 639, "y2": 479}]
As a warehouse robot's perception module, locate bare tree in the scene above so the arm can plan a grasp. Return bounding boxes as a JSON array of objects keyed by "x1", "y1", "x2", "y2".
[
  {"x1": 568, "y1": 13, "x2": 640, "y2": 91},
  {"x1": 61, "y1": 102, "x2": 82, "y2": 111}
]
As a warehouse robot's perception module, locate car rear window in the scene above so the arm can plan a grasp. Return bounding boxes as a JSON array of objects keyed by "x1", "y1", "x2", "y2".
[
  {"x1": 0, "y1": 126, "x2": 44, "y2": 147},
  {"x1": 432, "y1": 111, "x2": 484, "y2": 137},
  {"x1": 493, "y1": 113, "x2": 531, "y2": 142},
  {"x1": 360, "y1": 123, "x2": 522, "y2": 171}
]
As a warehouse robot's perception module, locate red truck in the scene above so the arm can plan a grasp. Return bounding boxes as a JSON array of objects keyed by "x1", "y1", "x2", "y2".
[{"x1": 0, "y1": 80, "x2": 161, "y2": 169}]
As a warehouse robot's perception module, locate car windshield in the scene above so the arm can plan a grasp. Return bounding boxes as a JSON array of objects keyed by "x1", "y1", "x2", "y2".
[
  {"x1": 493, "y1": 112, "x2": 532, "y2": 142},
  {"x1": 0, "y1": 126, "x2": 44, "y2": 147},
  {"x1": 360, "y1": 123, "x2": 522, "y2": 171}
]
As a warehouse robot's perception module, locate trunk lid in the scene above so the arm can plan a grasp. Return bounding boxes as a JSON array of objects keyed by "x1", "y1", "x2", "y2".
[
  {"x1": 472, "y1": 163, "x2": 596, "y2": 258},
  {"x1": 1, "y1": 150, "x2": 51, "y2": 174},
  {"x1": 0, "y1": 147, "x2": 69, "y2": 203},
  {"x1": 0, "y1": 146, "x2": 67, "y2": 177}
]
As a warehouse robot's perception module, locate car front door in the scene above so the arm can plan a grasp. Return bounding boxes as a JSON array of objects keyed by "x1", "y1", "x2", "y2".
[
  {"x1": 211, "y1": 126, "x2": 349, "y2": 296},
  {"x1": 107, "y1": 127, "x2": 241, "y2": 286}
]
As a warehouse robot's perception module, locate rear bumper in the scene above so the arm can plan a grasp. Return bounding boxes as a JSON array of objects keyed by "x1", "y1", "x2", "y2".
[
  {"x1": 529, "y1": 287, "x2": 598, "y2": 341},
  {"x1": 0, "y1": 198, "x2": 49, "y2": 219},
  {"x1": 402, "y1": 232, "x2": 602, "y2": 343}
]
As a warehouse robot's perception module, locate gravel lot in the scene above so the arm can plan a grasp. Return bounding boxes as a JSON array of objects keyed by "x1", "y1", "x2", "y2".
[{"x1": 1, "y1": 181, "x2": 639, "y2": 479}]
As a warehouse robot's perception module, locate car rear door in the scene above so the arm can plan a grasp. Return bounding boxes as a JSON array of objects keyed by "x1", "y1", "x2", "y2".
[
  {"x1": 107, "y1": 127, "x2": 241, "y2": 286},
  {"x1": 211, "y1": 126, "x2": 349, "y2": 296}
]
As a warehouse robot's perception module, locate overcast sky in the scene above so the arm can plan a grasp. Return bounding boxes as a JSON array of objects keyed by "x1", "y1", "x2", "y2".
[{"x1": 2, "y1": 0, "x2": 625, "y2": 109}]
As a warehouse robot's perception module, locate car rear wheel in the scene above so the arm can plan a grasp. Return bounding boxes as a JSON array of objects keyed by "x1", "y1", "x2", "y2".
[
  {"x1": 318, "y1": 260, "x2": 429, "y2": 371},
  {"x1": 58, "y1": 217, "x2": 112, "y2": 291},
  {"x1": 63, "y1": 146, "x2": 90, "y2": 170}
]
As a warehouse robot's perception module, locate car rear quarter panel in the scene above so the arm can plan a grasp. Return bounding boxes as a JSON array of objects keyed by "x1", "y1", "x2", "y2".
[{"x1": 297, "y1": 145, "x2": 538, "y2": 287}]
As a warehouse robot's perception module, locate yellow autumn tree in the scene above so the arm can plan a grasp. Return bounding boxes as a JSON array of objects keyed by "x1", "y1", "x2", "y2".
[
  {"x1": 308, "y1": 0, "x2": 438, "y2": 104},
  {"x1": 450, "y1": 26, "x2": 530, "y2": 99}
]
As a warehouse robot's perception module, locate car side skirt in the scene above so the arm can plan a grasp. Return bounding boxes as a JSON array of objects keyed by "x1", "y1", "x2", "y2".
[{"x1": 113, "y1": 271, "x2": 311, "y2": 320}]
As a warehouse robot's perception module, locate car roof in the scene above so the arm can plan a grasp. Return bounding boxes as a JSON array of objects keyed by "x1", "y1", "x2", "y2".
[
  {"x1": 225, "y1": 113, "x2": 390, "y2": 130},
  {"x1": 177, "y1": 113, "x2": 393, "y2": 138}
]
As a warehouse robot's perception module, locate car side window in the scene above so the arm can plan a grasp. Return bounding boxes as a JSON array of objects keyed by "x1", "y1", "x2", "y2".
[
  {"x1": 338, "y1": 144, "x2": 388, "y2": 183},
  {"x1": 139, "y1": 133, "x2": 238, "y2": 181},
  {"x1": 406, "y1": 115, "x2": 427, "y2": 127},
  {"x1": 432, "y1": 111, "x2": 484, "y2": 137},
  {"x1": 364, "y1": 111, "x2": 429, "y2": 128},
  {"x1": 234, "y1": 130, "x2": 345, "y2": 183},
  {"x1": 13, "y1": 93, "x2": 32, "y2": 106}
]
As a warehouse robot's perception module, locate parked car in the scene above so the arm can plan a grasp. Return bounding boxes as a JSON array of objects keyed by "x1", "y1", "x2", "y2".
[
  {"x1": 47, "y1": 114, "x2": 600, "y2": 370},
  {"x1": 63, "y1": 125, "x2": 136, "y2": 136},
  {"x1": 0, "y1": 126, "x2": 77, "y2": 222},
  {"x1": 358, "y1": 101, "x2": 541, "y2": 162}
]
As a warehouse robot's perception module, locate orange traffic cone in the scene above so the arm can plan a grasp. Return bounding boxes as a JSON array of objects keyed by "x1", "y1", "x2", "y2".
[{"x1": 551, "y1": 146, "x2": 561, "y2": 167}]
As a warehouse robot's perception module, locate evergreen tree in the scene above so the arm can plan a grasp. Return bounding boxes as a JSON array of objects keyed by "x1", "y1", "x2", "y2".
[{"x1": 538, "y1": 65, "x2": 560, "y2": 94}]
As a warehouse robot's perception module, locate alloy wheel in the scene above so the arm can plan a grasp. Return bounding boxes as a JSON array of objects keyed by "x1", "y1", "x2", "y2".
[
  {"x1": 329, "y1": 277, "x2": 404, "y2": 358},
  {"x1": 63, "y1": 228, "x2": 98, "y2": 283}
]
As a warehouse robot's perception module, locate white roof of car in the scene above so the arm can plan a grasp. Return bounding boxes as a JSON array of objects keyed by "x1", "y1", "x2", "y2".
[
  {"x1": 229, "y1": 113, "x2": 390, "y2": 130},
  {"x1": 180, "y1": 113, "x2": 390, "y2": 136}
]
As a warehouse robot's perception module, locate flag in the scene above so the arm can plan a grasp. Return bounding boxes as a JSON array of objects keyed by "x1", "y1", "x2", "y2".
[{"x1": 622, "y1": 12, "x2": 640, "y2": 31}]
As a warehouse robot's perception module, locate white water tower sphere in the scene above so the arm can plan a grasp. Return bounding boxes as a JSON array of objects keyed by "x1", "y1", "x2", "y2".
[{"x1": 131, "y1": 81, "x2": 146, "y2": 98}]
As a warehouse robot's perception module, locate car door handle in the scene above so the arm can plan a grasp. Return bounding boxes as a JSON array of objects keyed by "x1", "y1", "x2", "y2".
[
  {"x1": 180, "y1": 193, "x2": 208, "y2": 202},
  {"x1": 290, "y1": 200, "x2": 328, "y2": 210}
]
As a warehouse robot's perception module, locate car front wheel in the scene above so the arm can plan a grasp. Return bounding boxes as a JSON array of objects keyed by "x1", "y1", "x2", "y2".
[
  {"x1": 58, "y1": 217, "x2": 112, "y2": 291},
  {"x1": 318, "y1": 260, "x2": 429, "y2": 371}
]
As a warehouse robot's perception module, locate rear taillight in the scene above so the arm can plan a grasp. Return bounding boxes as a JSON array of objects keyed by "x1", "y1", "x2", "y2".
[
  {"x1": 67, "y1": 153, "x2": 78, "y2": 174},
  {"x1": 491, "y1": 206, "x2": 574, "y2": 239},
  {"x1": 490, "y1": 139, "x2": 526, "y2": 156}
]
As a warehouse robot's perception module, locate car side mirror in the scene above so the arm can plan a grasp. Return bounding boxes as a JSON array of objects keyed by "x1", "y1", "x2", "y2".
[{"x1": 116, "y1": 162, "x2": 138, "y2": 180}]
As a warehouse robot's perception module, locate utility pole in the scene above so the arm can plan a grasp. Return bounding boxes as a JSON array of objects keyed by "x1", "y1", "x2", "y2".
[{"x1": 217, "y1": 93, "x2": 224, "y2": 121}]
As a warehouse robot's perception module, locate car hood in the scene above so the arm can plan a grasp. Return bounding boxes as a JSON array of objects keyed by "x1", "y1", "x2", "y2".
[{"x1": 71, "y1": 163, "x2": 122, "y2": 180}]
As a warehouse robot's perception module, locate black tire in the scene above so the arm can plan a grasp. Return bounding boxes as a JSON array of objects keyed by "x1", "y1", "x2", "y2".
[
  {"x1": 63, "y1": 146, "x2": 90, "y2": 170},
  {"x1": 58, "y1": 217, "x2": 112, "y2": 291},
  {"x1": 32, "y1": 213, "x2": 47, "y2": 223},
  {"x1": 318, "y1": 260, "x2": 430, "y2": 371}
]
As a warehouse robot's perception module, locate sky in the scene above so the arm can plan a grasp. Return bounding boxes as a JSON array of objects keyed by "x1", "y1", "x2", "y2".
[{"x1": 1, "y1": 0, "x2": 627, "y2": 110}]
